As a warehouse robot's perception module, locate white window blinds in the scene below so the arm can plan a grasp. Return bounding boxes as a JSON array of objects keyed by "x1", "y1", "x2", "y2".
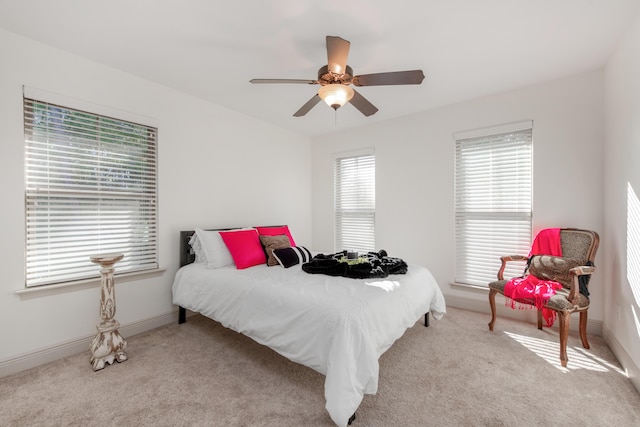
[
  {"x1": 454, "y1": 122, "x2": 533, "y2": 286},
  {"x1": 24, "y1": 96, "x2": 158, "y2": 287},
  {"x1": 335, "y1": 152, "x2": 375, "y2": 253}
]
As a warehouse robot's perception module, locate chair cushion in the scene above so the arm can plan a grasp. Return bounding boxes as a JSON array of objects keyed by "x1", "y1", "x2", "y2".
[
  {"x1": 546, "y1": 288, "x2": 590, "y2": 311},
  {"x1": 489, "y1": 279, "x2": 589, "y2": 311},
  {"x1": 488, "y1": 279, "x2": 508, "y2": 293}
]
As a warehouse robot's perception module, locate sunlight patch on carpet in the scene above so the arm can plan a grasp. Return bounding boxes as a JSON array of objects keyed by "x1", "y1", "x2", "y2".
[{"x1": 503, "y1": 331, "x2": 628, "y2": 375}]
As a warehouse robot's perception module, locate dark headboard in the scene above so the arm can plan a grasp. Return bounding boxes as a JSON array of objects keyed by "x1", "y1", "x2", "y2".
[
  {"x1": 179, "y1": 230, "x2": 197, "y2": 267},
  {"x1": 179, "y1": 225, "x2": 286, "y2": 268}
]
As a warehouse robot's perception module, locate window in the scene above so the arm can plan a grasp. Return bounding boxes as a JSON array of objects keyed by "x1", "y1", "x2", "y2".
[
  {"x1": 454, "y1": 121, "x2": 533, "y2": 286},
  {"x1": 334, "y1": 150, "x2": 375, "y2": 253},
  {"x1": 24, "y1": 89, "x2": 158, "y2": 287}
]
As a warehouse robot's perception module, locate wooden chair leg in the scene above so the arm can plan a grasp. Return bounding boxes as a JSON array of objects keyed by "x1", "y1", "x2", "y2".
[
  {"x1": 537, "y1": 309, "x2": 543, "y2": 330},
  {"x1": 488, "y1": 289, "x2": 498, "y2": 331},
  {"x1": 558, "y1": 311, "x2": 571, "y2": 367},
  {"x1": 579, "y1": 311, "x2": 590, "y2": 349}
]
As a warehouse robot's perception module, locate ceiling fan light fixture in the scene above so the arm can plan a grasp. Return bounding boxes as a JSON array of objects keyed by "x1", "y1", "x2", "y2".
[{"x1": 318, "y1": 84, "x2": 354, "y2": 110}]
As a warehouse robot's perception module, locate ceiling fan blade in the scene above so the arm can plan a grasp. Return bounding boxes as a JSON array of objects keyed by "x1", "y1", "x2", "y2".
[
  {"x1": 349, "y1": 90, "x2": 378, "y2": 117},
  {"x1": 326, "y1": 36, "x2": 350, "y2": 75},
  {"x1": 352, "y1": 70, "x2": 425, "y2": 86},
  {"x1": 293, "y1": 95, "x2": 322, "y2": 117},
  {"x1": 250, "y1": 79, "x2": 317, "y2": 84}
]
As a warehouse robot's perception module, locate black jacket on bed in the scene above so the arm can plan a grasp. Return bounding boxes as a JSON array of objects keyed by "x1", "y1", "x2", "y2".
[{"x1": 302, "y1": 250, "x2": 408, "y2": 279}]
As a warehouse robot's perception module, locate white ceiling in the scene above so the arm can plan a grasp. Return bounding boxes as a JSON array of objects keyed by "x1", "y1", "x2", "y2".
[{"x1": 1, "y1": 0, "x2": 639, "y2": 137}]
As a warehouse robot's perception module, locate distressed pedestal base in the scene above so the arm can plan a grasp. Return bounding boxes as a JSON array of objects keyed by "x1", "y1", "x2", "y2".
[{"x1": 90, "y1": 320, "x2": 128, "y2": 371}]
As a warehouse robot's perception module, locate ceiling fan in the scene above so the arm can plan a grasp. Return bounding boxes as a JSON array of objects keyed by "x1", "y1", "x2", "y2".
[{"x1": 250, "y1": 36, "x2": 425, "y2": 117}]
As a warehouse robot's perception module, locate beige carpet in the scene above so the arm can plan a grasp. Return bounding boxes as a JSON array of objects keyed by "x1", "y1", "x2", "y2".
[{"x1": 1, "y1": 307, "x2": 639, "y2": 426}]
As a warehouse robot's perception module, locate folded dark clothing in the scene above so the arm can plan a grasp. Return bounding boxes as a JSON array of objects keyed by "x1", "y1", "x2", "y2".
[{"x1": 302, "y1": 250, "x2": 408, "y2": 279}]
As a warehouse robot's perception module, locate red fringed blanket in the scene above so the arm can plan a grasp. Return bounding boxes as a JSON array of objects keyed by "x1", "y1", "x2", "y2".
[
  {"x1": 528, "y1": 228, "x2": 562, "y2": 257},
  {"x1": 503, "y1": 275, "x2": 563, "y2": 326},
  {"x1": 503, "y1": 228, "x2": 563, "y2": 327}
]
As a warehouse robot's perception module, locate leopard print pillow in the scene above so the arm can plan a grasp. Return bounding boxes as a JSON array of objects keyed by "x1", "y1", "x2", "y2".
[{"x1": 527, "y1": 255, "x2": 582, "y2": 288}]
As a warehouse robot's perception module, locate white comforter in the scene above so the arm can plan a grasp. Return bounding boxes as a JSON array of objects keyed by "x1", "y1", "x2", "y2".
[{"x1": 172, "y1": 261, "x2": 446, "y2": 426}]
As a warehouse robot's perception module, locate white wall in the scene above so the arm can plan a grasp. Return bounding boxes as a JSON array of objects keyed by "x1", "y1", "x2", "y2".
[
  {"x1": 4, "y1": 18, "x2": 638, "y2": 386},
  {"x1": 0, "y1": 28, "x2": 312, "y2": 372},
  {"x1": 311, "y1": 70, "x2": 605, "y2": 323},
  {"x1": 603, "y1": 13, "x2": 640, "y2": 389}
]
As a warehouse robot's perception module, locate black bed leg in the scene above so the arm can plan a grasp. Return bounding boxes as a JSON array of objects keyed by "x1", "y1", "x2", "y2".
[
  {"x1": 178, "y1": 306, "x2": 186, "y2": 324},
  {"x1": 348, "y1": 412, "x2": 356, "y2": 425},
  {"x1": 424, "y1": 312, "x2": 430, "y2": 327}
]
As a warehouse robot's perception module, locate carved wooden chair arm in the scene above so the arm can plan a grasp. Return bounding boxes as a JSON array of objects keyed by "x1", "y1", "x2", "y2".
[
  {"x1": 567, "y1": 265, "x2": 596, "y2": 303},
  {"x1": 497, "y1": 255, "x2": 529, "y2": 280},
  {"x1": 569, "y1": 265, "x2": 596, "y2": 276}
]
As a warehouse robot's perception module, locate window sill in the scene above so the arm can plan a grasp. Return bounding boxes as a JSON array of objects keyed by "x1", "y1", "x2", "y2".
[
  {"x1": 15, "y1": 268, "x2": 166, "y2": 299},
  {"x1": 449, "y1": 282, "x2": 490, "y2": 293}
]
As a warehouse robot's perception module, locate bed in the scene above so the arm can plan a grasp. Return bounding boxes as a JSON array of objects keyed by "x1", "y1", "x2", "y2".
[{"x1": 172, "y1": 228, "x2": 446, "y2": 426}]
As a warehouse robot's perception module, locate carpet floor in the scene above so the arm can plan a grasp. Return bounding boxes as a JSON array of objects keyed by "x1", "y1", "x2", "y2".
[{"x1": 1, "y1": 306, "x2": 639, "y2": 426}]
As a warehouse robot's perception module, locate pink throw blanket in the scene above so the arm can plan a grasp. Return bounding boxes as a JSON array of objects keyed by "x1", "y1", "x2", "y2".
[
  {"x1": 528, "y1": 228, "x2": 562, "y2": 258},
  {"x1": 503, "y1": 228, "x2": 563, "y2": 327}
]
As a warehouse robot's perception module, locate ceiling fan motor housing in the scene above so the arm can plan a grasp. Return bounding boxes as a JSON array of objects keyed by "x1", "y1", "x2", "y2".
[{"x1": 318, "y1": 65, "x2": 354, "y2": 86}]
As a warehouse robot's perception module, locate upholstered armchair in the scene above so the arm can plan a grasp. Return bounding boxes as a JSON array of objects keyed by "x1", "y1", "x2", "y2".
[{"x1": 487, "y1": 228, "x2": 599, "y2": 367}]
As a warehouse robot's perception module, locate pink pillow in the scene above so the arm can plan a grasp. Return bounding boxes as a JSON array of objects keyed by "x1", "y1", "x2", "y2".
[
  {"x1": 256, "y1": 225, "x2": 296, "y2": 247},
  {"x1": 219, "y1": 229, "x2": 266, "y2": 269}
]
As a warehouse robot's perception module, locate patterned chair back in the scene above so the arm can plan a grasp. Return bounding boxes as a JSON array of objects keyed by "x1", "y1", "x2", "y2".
[{"x1": 559, "y1": 229, "x2": 599, "y2": 264}]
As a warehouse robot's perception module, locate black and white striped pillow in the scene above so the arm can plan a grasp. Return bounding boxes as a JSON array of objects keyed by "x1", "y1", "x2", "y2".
[{"x1": 272, "y1": 246, "x2": 312, "y2": 268}]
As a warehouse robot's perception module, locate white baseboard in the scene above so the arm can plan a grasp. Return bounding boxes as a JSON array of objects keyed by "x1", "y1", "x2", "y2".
[
  {"x1": 0, "y1": 310, "x2": 179, "y2": 379},
  {"x1": 602, "y1": 324, "x2": 640, "y2": 394},
  {"x1": 445, "y1": 292, "x2": 603, "y2": 336}
]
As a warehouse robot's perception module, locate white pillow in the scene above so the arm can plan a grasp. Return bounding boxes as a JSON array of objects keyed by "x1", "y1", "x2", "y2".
[
  {"x1": 188, "y1": 233, "x2": 206, "y2": 264},
  {"x1": 194, "y1": 227, "x2": 236, "y2": 269}
]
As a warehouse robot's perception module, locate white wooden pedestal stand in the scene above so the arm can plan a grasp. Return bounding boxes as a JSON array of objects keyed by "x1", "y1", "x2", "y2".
[{"x1": 89, "y1": 253, "x2": 127, "y2": 371}]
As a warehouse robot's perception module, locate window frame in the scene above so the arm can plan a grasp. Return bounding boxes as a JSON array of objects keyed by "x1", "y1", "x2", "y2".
[
  {"x1": 23, "y1": 86, "x2": 159, "y2": 288},
  {"x1": 334, "y1": 149, "x2": 376, "y2": 253},
  {"x1": 454, "y1": 121, "x2": 533, "y2": 287}
]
